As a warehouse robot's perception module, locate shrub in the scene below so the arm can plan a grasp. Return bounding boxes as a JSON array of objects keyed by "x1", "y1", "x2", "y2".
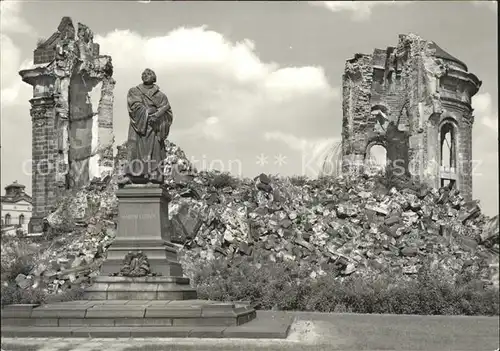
[
  {"x1": 192, "y1": 254, "x2": 499, "y2": 316},
  {"x1": 1, "y1": 283, "x2": 46, "y2": 307},
  {"x1": 288, "y1": 175, "x2": 308, "y2": 187},
  {"x1": 0, "y1": 240, "x2": 38, "y2": 283},
  {"x1": 209, "y1": 172, "x2": 239, "y2": 189},
  {"x1": 0, "y1": 282, "x2": 85, "y2": 308}
]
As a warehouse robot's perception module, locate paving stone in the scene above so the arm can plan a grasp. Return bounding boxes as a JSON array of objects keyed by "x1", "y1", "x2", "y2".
[
  {"x1": 71, "y1": 327, "x2": 132, "y2": 338},
  {"x1": 223, "y1": 322, "x2": 291, "y2": 339},
  {"x1": 130, "y1": 327, "x2": 193, "y2": 337}
]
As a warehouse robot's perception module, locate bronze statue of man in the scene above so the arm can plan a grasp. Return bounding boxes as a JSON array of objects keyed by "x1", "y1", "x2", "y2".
[{"x1": 122, "y1": 68, "x2": 173, "y2": 184}]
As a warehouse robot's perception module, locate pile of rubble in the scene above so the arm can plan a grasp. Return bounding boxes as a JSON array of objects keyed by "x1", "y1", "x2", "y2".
[
  {"x1": 5, "y1": 141, "x2": 499, "y2": 298},
  {"x1": 2, "y1": 177, "x2": 118, "y2": 296},
  {"x1": 172, "y1": 172, "x2": 499, "y2": 287}
]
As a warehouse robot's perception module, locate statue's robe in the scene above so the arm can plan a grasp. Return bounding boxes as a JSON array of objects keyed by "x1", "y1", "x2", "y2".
[{"x1": 124, "y1": 84, "x2": 173, "y2": 183}]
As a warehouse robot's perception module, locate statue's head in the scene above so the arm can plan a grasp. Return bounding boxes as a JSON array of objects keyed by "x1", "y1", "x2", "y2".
[{"x1": 141, "y1": 68, "x2": 157, "y2": 85}]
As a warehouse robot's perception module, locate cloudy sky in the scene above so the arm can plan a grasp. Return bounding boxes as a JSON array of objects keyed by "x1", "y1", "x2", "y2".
[{"x1": 1, "y1": 1, "x2": 498, "y2": 215}]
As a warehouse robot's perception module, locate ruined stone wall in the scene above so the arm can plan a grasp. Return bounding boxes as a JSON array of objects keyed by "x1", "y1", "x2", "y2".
[
  {"x1": 341, "y1": 34, "x2": 481, "y2": 200},
  {"x1": 30, "y1": 97, "x2": 58, "y2": 227},
  {"x1": 20, "y1": 17, "x2": 114, "y2": 232},
  {"x1": 341, "y1": 54, "x2": 373, "y2": 173}
]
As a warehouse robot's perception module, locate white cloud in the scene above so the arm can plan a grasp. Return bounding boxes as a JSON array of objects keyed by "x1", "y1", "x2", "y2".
[
  {"x1": 0, "y1": 2, "x2": 33, "y2": 107},
  {"x1": 176, "y1": 116, "x2": 228, "y2": 142},
  {"x1": 472, "y1": 92, "x2": 498, "y2": 131},
  {"x1": 471, "y1": 92, "x2": 498, "y2": 216},
  {"x1": 0, "y1": 1, "x2": 34, "y2": 34},
  {"x1": 0, "y1": 34, "x2": 32, "y2": 107},
  {"x1": 309, "y1": 1, "x2": 410, "y2": 21},
  {"x1": 94, "y1": 27, "x2": 338, "y2": 146}
]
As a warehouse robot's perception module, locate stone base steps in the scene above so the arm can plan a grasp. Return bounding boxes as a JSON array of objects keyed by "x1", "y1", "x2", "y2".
[
  {"x1": 1, "y1": 323, "x2": 291, "y2": 339},
  {"x1": 2, "y1": 301, "x2": 293, "y2": 339},
  {"x1": 1, "y1": 300, "x2": 256, "y2": 329}
]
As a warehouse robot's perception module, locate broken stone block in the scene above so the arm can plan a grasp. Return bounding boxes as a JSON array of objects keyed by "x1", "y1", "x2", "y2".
[
  {"x1": 365, "y1": 204, "x2": 389, "y2": 216},
  {"x1": 256, "y1": 181, "x2": 272, "y2": 193},
  {"x1": 400, "y1": 246, "x2": 419, "y2": 257},
  {"x1": 257, "y1": 173, "x2": 271, "y2": 185},
  {"x1": 223, "y1": 230, "x2": 236, "y2": 244},
  {"x1": 459, "y1": 236, "x2": 478, "y2": 251},
  {"x1": 238, "y1": 242, "x2": 253, "y2": 256},
  {"x1": 402, "y1": 211, "x2": 419, "y2": 225},
  {"x1": 280, "y1": 218, "x2": 293, "y2": 229},
  {"x1": 15, "y1": 274, "x2": 31, "y2": 289},
  {"x1": 343, "y1": 263, "x2": 357, "y2": 275},
  {"x1": 385, "y1": 216, "x2": 400, "y2": 226},
  {"x1": 336, "y1": 204, "x2": 358, "y2": 218},
  {"x1": 403, "y1": 265, "x2": 418, "y2": 274},
  {"x1": 295, "y1": 238, "x2": 314, "y2": 252},
  {"x1": 368, "y1": 259, "x2": 385, "y2": 271},
  {"x1": 479, "y1": 215, "x2": 499, "y2": 243}
]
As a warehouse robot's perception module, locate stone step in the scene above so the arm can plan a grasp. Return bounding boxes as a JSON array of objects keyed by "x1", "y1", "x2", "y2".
[
  {"x1": 83, "y1": 276, "x2": 198, "y2": 300},
  {"x1": 0, "y1": 322, "x2": 291, "y2": 339},
  {"x1": 1, "y1": 300, "x2": 256, "y2": 328}
]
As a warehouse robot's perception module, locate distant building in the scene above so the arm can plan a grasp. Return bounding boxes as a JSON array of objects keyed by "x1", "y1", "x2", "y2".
[{"x1": 1, "y1": 181, "x2": 33, "y2": 234}]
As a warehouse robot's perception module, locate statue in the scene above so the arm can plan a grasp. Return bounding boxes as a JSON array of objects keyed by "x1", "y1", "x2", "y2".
[{"x1": 121, "y1": 68, "x2": 173, "y2": 185}]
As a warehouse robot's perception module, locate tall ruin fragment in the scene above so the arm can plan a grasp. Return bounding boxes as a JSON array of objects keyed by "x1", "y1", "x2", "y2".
[
  {"x1": 341, "y1": 34, "x2": 481, "y2": 201},
  {"x1": 19, "y1": 17, "x2": 115, "y2": 233}
]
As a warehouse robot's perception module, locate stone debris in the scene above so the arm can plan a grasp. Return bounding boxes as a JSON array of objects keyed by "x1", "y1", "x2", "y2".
[{"x1": 3, "y1": 141, "x2": 498, "y2": 298}]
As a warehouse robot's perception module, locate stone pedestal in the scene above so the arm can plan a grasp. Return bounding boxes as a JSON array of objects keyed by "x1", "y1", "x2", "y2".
[
  {"x1": 28, "y1": 216, "x2": 44, "y2": 233},
  {"x1": 1, "y1": 183, "x2": 285, "y2": 338},
  {"x1": 84, "y1": 184, "x2": 197, "y2": 300}
]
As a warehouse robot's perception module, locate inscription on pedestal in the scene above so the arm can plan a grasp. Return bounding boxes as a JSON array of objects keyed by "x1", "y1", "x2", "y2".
[{"x1": 120, "y1": 213, "x2": 158, "y2": 220}]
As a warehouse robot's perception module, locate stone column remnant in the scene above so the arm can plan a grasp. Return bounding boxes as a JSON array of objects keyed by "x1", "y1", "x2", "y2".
[
  {"x1": 339, "y1": 34, "x2": 481, "y2": 200},
  {"x1": 19, "y1": 17, "x2": 115, "y2": 232}
]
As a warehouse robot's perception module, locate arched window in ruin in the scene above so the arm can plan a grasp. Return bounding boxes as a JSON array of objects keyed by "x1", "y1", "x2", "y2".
[
  {"x1": 19, "y1": 214, "x2": 25, "y2": 226},
  {"x1": 439, "y1": 121, "x2": 457, "y2": 188},
  {"x1": 365, "y1": 144, "x2": 387, "y2": 174},
  {"x1": 397, "y1": 104, "x2": 410, "y2": 132},
  {"x1": 5, "y1": 214, "x2": 11, "y2": 226},
  {"x1": 440, "y1": 122, "x2": 456, "y2": 169}
]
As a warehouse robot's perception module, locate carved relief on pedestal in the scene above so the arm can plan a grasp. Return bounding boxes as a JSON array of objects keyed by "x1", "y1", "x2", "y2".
[{"x1": 110, "y1": 251, "x2": 161, "y2": 277}]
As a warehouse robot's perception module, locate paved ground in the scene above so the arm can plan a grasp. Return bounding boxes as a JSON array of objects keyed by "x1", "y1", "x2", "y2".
[{"x1": 2, "y1": 311, "x2": 499, "y2": 351}]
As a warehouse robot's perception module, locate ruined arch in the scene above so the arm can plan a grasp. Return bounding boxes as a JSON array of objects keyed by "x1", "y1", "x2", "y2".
[
  {"x1": 365, "y1": 140, "x2": 388, "y2": 174},
  {"x1": 439, "y1": 119, "x2": 457, "y2": 168},
  {"x1": 371, "y1": 104, "x2": 389, "y2": 116},
  {"x1": 439, "y1": 118, "x2": 458, "y2": 188}
]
